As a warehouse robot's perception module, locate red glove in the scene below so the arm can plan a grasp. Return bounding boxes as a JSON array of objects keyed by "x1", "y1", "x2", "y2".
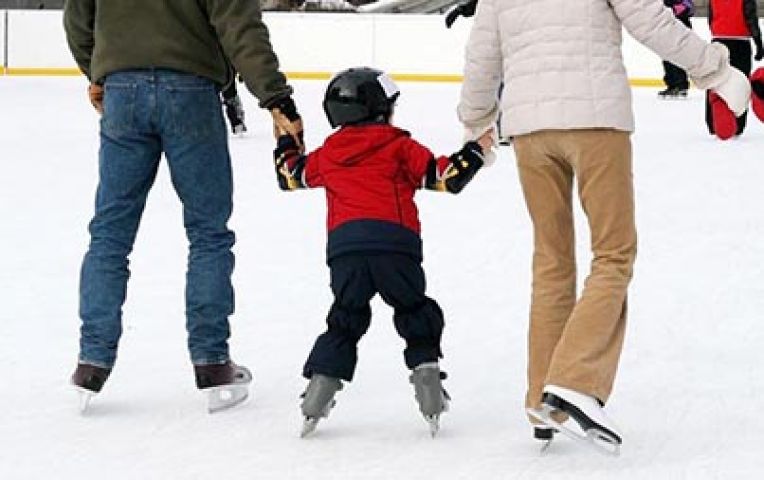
[{"x1": 709, "y1": 91, "x2": 737, "y2": 140}]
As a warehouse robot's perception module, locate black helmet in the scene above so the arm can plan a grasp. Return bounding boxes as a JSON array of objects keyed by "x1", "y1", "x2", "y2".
[{"x1": 323, "y1": 67, "x2": 400, "y2": 128}]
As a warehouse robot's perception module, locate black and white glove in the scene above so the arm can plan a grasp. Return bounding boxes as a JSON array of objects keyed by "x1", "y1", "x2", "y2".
[
  {"x1": 274, "y1": 135, "x2": 307, "y2": 191},
  {"x1": 425, "y1": 142, "x2": 484, "y2": 194}
]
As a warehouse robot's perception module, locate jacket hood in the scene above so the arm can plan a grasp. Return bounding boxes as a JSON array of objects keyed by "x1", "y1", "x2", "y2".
[{"x1": 322, "y1": 124, "x2": 410, "y2": 166}]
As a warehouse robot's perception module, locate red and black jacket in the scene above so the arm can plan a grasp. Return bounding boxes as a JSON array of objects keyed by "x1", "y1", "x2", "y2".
[
  {"x1": 274, "y1": 124, "x2": 484, "y2": 261},
  {"x1": 709, "y1": 0, "x2": 762, "y2": 47}
]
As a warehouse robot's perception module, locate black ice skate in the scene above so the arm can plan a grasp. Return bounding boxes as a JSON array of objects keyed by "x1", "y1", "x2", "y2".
[
  {"x1": 526, "y1": 385, "x2": 622, "y2": 456},
  {"x1": 223, "y1": 94, "x2": 247, "y2": 136},
  {"x1": 70, "y1": 363, "x2": 111, "y2": 413},
  {"x1": 300, "y1": 374, "x2": 343, "y2": 438},
  {"x1": 194, "y1": 361, "x2": 253, "y2": 413},
  {"x1": 657, "y1": 87, "x2": 688, "y2": 100},
  {"x1": 410, "y1": 362, "x2": 450, "y2": 437}
]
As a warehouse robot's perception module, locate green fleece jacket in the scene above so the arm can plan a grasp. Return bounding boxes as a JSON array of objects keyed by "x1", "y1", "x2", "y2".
[{"x1": 63, "y1": 0, "x2": 291, "y2": 108}]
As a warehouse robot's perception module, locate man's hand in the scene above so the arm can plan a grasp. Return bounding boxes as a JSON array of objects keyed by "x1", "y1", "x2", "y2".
[
  {"x1": 88, "y1": 83, "x2": 103, "y2": 114},
  {"x1": 445, "y1": 0, "x2": 478, "y2": 28},
  {"x1": 268, "y1": 96, "x2": 304, "y2": 153}
]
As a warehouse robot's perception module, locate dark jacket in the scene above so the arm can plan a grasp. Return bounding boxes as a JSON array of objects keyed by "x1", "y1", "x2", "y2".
[{"x1": 63, "y1": 0, "x2": 291, "y2": 107}]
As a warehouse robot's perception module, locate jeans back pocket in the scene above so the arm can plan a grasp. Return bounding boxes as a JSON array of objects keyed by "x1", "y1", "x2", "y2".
[{"x1": 101, "y1": 83, "x2": 138, "y2": 136}]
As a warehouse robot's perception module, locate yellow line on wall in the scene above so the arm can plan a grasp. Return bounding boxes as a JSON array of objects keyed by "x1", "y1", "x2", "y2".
[
  {"x1": 4, "y1": 67, "x2": 83, "y2": 76},
  {"x1": 1, "y1": 67, "x2": 665, "y2": 87}
]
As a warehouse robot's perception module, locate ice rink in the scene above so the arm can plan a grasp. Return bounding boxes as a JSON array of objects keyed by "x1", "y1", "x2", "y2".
[{"x1": 1, "y1": 76, "x2": 763, "y2": 479}]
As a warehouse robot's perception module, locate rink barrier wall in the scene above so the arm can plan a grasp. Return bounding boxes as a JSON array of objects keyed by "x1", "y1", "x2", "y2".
[{"x1": 2, "y1": 10, "x2": 754, "y2": 87}]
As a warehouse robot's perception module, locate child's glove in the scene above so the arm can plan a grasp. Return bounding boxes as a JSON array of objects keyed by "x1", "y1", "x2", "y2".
[
  {"x1": 463, "y1": 125, "x2": 497, "y2": 166},
  {"x1": 445, "y1": 0, "x2": 478, "y2": 28},
  {"x1": 274, "y1": 135, "x2": 306, "y2": 191},
  {"x1": 425, "y1": 142, "x2": 484, "y2": 194},
  {"x1": 88, "y1": 83, "x2": 104, "y2": 114}
]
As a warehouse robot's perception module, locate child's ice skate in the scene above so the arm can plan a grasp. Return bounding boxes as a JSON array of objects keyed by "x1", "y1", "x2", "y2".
[
  {"x1": 526, "y1": 384, "x2": 622, "y2": 457},
  {"x1": 70, "y1": 363, "x2": 111, "y2": 413},
  {"x1": 194, "y1": 361, "x2": 253, "y2": 413},
  {"x1": 300, "y1": 374, "x2": 343, "y2": 437},
  {"x1": 410, "y1": 362, "x2": 450, "y2": 437},
  {"x1": 657, "y1": 86, "x2": 688, "y2": 99}
]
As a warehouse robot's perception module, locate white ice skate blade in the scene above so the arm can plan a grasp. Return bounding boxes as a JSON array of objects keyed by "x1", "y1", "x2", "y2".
[
  {"x1": 539, "y1": 438, "x2": 554, "y2": 455},
  {"x1": 526, "y1": 406, "x2": 620, "y2": 457},
  {"x1": 426, "y1": 415, "x2": 440, "y2": 438},
  {"x1": 301, "y1": 417, "x2": 320, "y2": 438},
  {"x1": 73, "y1": 386, "x2": 96, "y2": 414},
  {"x1": 205, "y1": 384, "x2": 249, "y2": 414}
]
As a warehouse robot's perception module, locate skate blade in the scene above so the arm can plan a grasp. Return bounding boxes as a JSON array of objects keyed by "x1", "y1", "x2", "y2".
[
  {"x1": 301, "y1": 417, "x2": 320, "y2": 438},
  {"x1": 74, "y1": 387, "x2": 96, "y2": 413},
  {"x1": 425, "y1": 415, "x2": 440, "y2": 438},
  {"x1": 205, "y1": 384, "x2": 250, "y2": 414},
  {"x1": 526, "y1": 406, "x2": 620, "y2": 457},
  {"x1": 539, "y1": 438, "x2": 554, "y2": 455}
]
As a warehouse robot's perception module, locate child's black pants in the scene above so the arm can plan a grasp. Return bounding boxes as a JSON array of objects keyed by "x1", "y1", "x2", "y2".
[{"x1": 303, "y1": 253, "x2": 444, "y2": 381}]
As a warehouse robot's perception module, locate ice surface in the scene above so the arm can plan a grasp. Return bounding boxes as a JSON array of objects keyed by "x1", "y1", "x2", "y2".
[{"x1": 1, "y1": 77, "x2": 763, "y2": 479}]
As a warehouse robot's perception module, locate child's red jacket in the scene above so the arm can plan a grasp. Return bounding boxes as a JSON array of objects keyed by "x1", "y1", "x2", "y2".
[{"x1": 280, "y1": 123, "x2": 452, "y2": 261}]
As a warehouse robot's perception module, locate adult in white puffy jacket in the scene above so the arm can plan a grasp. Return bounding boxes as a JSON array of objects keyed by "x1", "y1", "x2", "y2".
[{"x1": 458, "y1": 0, "x2": 750, "y2": 450}]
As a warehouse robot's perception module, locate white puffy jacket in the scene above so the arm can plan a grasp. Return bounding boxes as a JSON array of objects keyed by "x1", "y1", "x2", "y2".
[{"x1": 458, "y1": 0, "x2": 732, "y2": 136}]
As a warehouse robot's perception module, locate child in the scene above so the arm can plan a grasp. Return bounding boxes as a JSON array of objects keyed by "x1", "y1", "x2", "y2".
[
  {"x1": 273, "y1": 67, "x2": 492, "y2": 437},
  {"x1": 706, "y1": 0, "x2": 763, "y2": 136}
]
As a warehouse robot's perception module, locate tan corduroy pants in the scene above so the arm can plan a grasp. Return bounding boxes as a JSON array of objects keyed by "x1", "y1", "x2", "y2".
[{"x1": 513, "y1": 129, "x2": 637, "y2": 413}]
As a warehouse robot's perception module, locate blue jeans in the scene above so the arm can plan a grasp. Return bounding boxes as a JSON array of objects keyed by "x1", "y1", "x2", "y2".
[{"x1": 78, "y1": 69, "x2": 235, "y2": 368}]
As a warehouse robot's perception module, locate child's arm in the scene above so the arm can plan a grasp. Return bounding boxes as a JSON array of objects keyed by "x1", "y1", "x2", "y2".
[
  {"x1": 274, "y1": 135, "x2": 321, "y2": 191},
  {"x1": 404, "y1": 129, "x2": 492, "y2": 194},
  {"x1": 424, "y1": 142, "x2": 485, "y2": 194}
]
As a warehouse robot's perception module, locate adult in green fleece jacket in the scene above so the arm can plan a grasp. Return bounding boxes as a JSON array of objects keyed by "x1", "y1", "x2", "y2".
[{"x1": 64, "y1": 0, "x2": 299, "y2": 412}]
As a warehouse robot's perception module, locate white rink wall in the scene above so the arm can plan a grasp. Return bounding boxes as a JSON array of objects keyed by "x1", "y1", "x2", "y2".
[{"x1": 0, "y1": 10, "x2": 739, "y2": 81}]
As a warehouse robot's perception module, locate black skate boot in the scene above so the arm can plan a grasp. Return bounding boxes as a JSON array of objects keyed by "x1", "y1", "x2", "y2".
[
  {"x1": 527, "y1": 384, "x2": 622, "y2": 456},
  {"x1": 410, "y1": 362, "x2": 450, "y2": 437},
  {"x1": 194, "y1": 361, "x2": 253, "y2": 413},
  {"x1": 71, "y1": 363, "x2": 111, "y2": 413},
  {"x1": 223, "y1": 94, "x2": 247, "y2": 135},
  {"x1": 300, "y1": 374, "x2": 343, "y2": 438},
  {"x1": 657, "y1": 87, "x2": 688, "y2": 100}
]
